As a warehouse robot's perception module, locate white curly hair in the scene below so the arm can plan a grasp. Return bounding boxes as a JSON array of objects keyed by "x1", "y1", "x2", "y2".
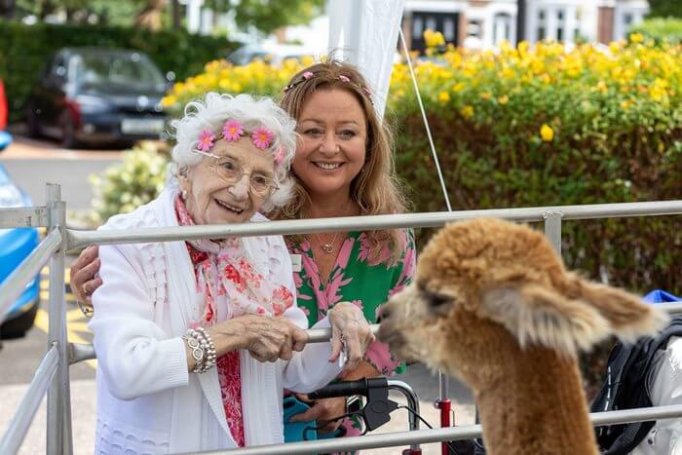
[{"x1": 168, "y1": 92, "x2": 297, "y2": 212}]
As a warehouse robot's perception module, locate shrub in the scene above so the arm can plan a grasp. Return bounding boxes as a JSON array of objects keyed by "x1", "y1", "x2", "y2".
[
  {"x1": 631, "y1": 18, "x2": 682, "y2": 45},
  {"x1": 89, "y1": 141, "x2": 169, "y2": 224}
]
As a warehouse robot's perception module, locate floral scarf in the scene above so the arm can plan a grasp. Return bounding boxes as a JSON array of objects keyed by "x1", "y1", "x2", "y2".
[{"x1": 175, "y1": 196, "x2": 294, "y2": 447}]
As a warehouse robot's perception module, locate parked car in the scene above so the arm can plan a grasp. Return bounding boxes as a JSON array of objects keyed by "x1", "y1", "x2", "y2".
[
  {"x1": 0, "y1": 164, "x2": 40, "y2": 339},
  {"x1": 226, "y1": 43, "x2": 317, "y2": 66},
  {"x1": 0, "y1": 78, "x2": 11, "y2": 151},
  {"x1": 25, "y1": 47, "x2": 169, "y2": 148}
]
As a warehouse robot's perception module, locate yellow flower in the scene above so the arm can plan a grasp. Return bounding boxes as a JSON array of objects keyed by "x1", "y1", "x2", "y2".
[
  {"x1": 161, "y1": 95, "x2": 177, "y2": 108},
  {"x1": 498, "y1": 95, "x2": 509, "y2": 105},
  {"x1": 460, "y1": 105, "x2": 474, "y2": 119},
  {"x1": 438, "y1": 91, "x2": 451, "y2": 104},
  {"x1": 630, "y1": 33, "x2": 644, "y2": 44},
  {"x1": 424, "y1": 29, "x2": 445, "y2": 48},
  {"x1": 540, "y1": 124, "x2": 554, "y2": 142}
]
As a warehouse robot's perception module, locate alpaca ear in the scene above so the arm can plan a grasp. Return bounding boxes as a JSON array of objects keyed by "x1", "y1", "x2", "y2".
[
  {"x1": 480, "y1": 284, "x2": 612, "y2": 355},
  {"x1": 565, "y1": 272, "x2": 669, "y2": 343}
]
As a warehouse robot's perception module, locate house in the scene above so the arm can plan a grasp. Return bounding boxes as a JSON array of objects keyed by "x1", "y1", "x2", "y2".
[{"x1": 401, "y1": 0, "x2": 650, "y2": 51}]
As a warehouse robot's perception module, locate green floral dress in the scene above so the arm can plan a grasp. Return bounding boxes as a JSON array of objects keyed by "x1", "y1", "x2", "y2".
[{"x1": 286, "y1": 229, "x2": 416, "y2": 445}]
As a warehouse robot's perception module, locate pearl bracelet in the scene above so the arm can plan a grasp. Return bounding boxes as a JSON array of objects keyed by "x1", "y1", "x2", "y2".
[
  {"x1": 183, "y1": 327, "x2": 217, "y2": 374},
  {"x1": 195, "y1": 327, "x2": 217, "y2": 372}
]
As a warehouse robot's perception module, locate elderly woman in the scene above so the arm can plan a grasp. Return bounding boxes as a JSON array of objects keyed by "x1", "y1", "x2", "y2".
[{"x1": 89, "y1": 93, "x2": 373, "y2": 454}]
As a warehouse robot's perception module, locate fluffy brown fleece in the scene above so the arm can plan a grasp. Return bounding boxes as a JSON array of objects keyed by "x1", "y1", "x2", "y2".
[{"x1": 378, "y1": 218, "x2": 668, "y2": 455}]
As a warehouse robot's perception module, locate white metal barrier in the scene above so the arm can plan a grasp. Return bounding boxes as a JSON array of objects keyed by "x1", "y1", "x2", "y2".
[{"x1": 0, "y1": 183, "x2": 681, "y2": 454}]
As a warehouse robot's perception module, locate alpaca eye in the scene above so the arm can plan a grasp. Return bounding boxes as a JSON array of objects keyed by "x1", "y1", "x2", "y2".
[{"x1": 425, "y1": 291, "x2": 452, "y2": 311}]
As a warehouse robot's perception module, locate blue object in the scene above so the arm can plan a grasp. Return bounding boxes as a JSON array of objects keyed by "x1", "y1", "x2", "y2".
[
  {"x1": 0, "y1": 130, "x2": 11, "y2": 151},
  {"x1": 0, "y1": 164, "x2": 40, "y2": 338},
  {"x1": 0, "y1": 228, "x2": 40, "y2": 311},
  {"x1": 282, "y1": 395, "x2": 317, "y2": 443},
  {"x1": 643, "y1": 289, "x2": 682, "y2": 304}
]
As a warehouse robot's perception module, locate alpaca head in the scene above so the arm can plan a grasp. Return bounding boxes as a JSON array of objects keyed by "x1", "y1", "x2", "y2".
[{"x1": 378, "y1": 218, "x2": 668, "y2": 385}]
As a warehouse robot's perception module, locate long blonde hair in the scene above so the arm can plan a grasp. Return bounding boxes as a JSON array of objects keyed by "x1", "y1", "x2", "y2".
[{"x1": 275, "y1": 60, "x2": 410, "y2": 259}]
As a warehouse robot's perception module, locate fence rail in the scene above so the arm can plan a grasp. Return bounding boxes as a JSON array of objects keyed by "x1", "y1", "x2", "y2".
[
  {"x1": 0, "y1": 345, "x2": 58, "y2": 455},
  {"x1": 0, "y1": 186, "x2": 681, "y2": 455}
]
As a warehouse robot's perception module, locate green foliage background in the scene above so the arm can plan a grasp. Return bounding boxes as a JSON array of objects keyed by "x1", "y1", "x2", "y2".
[
  {"x1": 632, "y1": 18, "x2": 682, "y2": 44},
  {"x1": 0, "y1": 21, "x2": 236, "y2": 121}
]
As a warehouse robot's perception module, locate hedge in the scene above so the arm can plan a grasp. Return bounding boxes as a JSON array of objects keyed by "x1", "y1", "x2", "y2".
[
  {"x1": 105, "y1": 39, "x2": 681, "y2": 296},
  {"x1": 0, "y1": 21, "x2": 237, "y2": 122},
  {"x1": 631, "y1": 17, "x2": 682, "y2": 45}
]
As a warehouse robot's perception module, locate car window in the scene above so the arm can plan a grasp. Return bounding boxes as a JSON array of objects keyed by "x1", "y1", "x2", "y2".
[{"x1": 71, "y1": 52, "x2": 166, "y2": 89}]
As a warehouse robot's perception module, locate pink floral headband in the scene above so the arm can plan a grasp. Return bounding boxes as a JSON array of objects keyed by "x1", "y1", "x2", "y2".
[
  {"x1": 194, "y1": 119, "x2": 286, "y2": 166},
  {"x1": 283, "y1": 71, "x2": 373, "y2": 103}
]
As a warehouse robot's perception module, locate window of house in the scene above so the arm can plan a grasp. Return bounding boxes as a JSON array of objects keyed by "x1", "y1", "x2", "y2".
[
  {"x1": 413, "y1": 16, "x2": 424, "y2": 37},
  {"x1": 493, "y1": 13, "x2": 512, "y2": 44},
  {"x1": 468, "y1": 19, "x2": 482, "y2": 38},
  {"x1": 557, "y1": 9, "x2": 565, "y2": 41},
  {"x1": 537, "y1": 9, "x2": 546, "y2": 40},
  {"x1": 444, "y1": 17, "x2": 456, "y2": 41}
]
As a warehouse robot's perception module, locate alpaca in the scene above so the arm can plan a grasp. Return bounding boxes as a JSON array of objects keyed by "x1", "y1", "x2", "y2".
[{"x1": 378, "y1": 218, "x2": 668, "y2": 455}]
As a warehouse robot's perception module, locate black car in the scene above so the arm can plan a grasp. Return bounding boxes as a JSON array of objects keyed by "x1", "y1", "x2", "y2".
[{"x1": 26, "y1": 47, "x2": 170, "y2": 148}]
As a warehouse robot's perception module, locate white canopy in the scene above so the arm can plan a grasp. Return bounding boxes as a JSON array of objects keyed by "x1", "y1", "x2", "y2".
[{"x1": 327, "y1": 0, "x2": 406, "y2": 116}]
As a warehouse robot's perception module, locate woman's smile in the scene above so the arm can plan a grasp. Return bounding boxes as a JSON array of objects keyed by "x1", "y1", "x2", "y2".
[
  {"x1": 313, "y1": 161, "x2": 343, "y2": 171},
  {"x1": 214, "y1": 198, "x2": 245, "y2": 215}
]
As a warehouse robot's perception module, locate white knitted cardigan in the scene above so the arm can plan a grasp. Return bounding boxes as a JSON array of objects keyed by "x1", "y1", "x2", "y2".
[{"x1": 90, "y1": 188, "x2": 341, "y2": 454}]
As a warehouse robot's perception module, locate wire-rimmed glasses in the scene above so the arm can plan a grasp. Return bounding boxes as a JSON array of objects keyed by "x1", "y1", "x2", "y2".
[{"x1": 192, "y1": 149, "x2": 279, "y2": 198}]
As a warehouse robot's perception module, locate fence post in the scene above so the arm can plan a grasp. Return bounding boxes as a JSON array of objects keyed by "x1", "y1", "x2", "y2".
[
  {"x1": 45, "y1": 184, "x2": 73, "y2": 455},
  {"x1": 543, "y1": 210, "x2": 563, "y2": 256}
]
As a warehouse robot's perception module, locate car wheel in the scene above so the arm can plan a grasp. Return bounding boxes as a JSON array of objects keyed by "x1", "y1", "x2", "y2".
[
  {"x1": 0, "y1": 302, "x2": 38, "y2": 339},
  {"x1": 25, "y1": 103, "x2": 42, "y2": 138},
  {"x1": 60, "y1": 112, "x2": 79, "y2": 149}
]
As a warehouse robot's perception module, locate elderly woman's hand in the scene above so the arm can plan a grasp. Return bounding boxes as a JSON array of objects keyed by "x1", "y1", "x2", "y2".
[
  {"x1": 69, "y1": 245, "x2": 101, "y2": 315},
  {"x1": 328, "y1": 301, "x2": 375, "y2": 371},
  {"x1": 222, "y1": 315, "x2": 309, "y2": 363}
]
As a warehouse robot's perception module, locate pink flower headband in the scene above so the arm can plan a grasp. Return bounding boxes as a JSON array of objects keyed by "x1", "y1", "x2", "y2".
[
  {"x1": 194, "y1": 119, "x2": 286, "y2": 166},
  {"x1": 283, "y1": 71, "x2": 373, "y2": 103}
]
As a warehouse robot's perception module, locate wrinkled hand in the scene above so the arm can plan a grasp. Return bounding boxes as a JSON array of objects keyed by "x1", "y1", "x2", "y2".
[
  {"x1": 289, "y1": 394, "x2": 346, "y2": 433},
  {"x1": 228, "y1": 315, "x2": 308, "y2": 363},
  {"x1": 328, "y1": 301, "x2": 375, "y2": 372},
  {"x1": 69, "y1": 245, "x2": 101, "y2": 315}
]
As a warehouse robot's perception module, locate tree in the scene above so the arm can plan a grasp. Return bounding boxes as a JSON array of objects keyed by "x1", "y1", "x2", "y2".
[
  {"x1": 0, "y1": 0, "x2": 16, "y2": 19},
  {"x1": 648, "y1": 0, "x2": 682, "y2": 18},
  {"x1": 134, "y1": 0, "x2": 167, "y2": 30},
  {"x1": 8, "y1": 0, "x2": 326, "y2": 35},
  {"x1": 209, "y1": 0, "x2": 325, "y2": 36}
]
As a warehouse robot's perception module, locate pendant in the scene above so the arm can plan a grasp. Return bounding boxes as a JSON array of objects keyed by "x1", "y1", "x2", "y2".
[{"x1": 321, "y1": 243, "x2": 334, "y2": 254}]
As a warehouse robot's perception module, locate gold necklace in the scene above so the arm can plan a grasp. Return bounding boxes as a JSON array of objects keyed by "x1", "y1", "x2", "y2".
[
  {"x1": 318, "y1": 232, "x2": 340, "y2": 254},
  {"x1": 305, "y1": 200, "x2": 353, "y2": 254}
]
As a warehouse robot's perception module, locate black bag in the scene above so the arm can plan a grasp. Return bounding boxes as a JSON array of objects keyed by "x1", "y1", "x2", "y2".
[{"x1": 590, "y1": 315, "x2": 682, "y2": 454}]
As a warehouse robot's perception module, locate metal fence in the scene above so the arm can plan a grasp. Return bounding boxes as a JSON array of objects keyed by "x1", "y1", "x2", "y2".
[{"x1": 0, "y1": 184, "x2": 681, "y2": 454}]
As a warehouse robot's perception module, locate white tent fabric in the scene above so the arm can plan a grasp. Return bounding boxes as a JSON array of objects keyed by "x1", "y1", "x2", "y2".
[{"x1": 328, "y1": 0, "x2": 406, "y2": 116}]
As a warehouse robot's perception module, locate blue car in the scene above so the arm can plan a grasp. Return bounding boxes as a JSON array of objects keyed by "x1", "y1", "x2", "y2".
[{"x1": 0, "y1": 164, "x2": 40, "y2": 339}]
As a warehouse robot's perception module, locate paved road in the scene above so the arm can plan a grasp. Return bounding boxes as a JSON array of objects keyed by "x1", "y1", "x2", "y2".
[
  {"x1": 0, "y1": 135, "x2": 121, "y2": 211},
  {"x1": 0, "y1": 134, "x2": 476, "y2": 454}
]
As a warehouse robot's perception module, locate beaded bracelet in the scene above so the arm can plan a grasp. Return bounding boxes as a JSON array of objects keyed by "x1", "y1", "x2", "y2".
[{"x1": 194, "y1": 327, "x2": 217, "y2": 372}]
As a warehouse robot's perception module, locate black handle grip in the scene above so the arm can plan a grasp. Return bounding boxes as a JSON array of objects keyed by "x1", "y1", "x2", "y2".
[{"x1": 308, "y1": 377, "x2": 388, "y2": 399}]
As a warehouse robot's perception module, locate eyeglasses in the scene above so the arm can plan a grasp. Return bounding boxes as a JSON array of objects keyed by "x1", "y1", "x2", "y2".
[{"x1": 192, "y1": 149, "x2": 279, "y2": 197}]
